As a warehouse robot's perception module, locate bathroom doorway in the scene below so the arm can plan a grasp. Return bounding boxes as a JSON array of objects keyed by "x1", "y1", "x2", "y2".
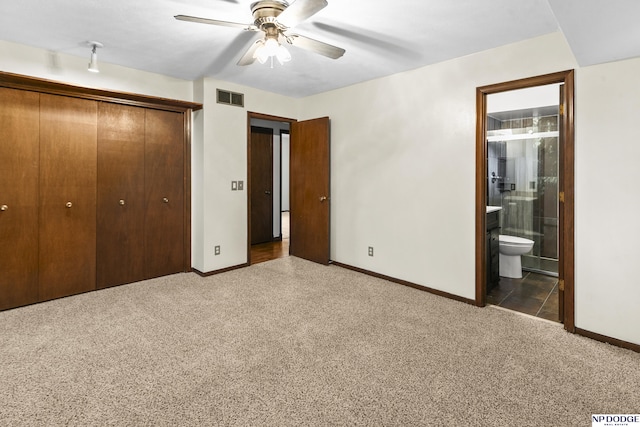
[{"x1": 475, "y1": 71, "x2": 575, "y2": 331}]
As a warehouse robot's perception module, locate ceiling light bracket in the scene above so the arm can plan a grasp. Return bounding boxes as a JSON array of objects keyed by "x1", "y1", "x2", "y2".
[
  {"x1": 87, "y1": 41, "x2": 104, "y2": 50},
  {"x1": 86, "y1": 41, "x2": 104, "y2": 73}
]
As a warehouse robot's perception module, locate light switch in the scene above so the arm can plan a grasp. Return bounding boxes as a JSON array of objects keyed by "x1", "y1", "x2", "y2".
[
  {"x1": 238, "y1": 181, "x2": 244, "y2": 191},
  {"x1": 231, "y1": 181, "x2": 237, "y2": 191}
]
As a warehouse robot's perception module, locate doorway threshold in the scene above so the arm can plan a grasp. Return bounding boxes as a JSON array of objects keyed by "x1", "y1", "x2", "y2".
[{"x1": 488, "y1": 305, "x2": 561, "y2": 326}]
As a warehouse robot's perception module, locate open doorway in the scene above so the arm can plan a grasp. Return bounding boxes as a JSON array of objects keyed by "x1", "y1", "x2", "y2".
[
  {"x1": 247, "y1": 112, "x2": 331, "y2": 266},
  {"x1": 476, "y1": 70, "x2": 575, "y2": 332},
  {"x1": 485, "y1": 84, "x2": 561, "y2": 321},
  {"x1": 249, "y1": 119, "x2": 290, "y2": 264}
]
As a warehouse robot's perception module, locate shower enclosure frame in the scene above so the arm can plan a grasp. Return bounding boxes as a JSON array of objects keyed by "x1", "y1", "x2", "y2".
[{"x1": 474, "y1": 70, "x2": 575, "y2": 332}]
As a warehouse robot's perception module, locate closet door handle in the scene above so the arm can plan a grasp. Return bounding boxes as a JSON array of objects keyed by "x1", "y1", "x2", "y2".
[
  {"x1": 265, "y1": 191, "x2": 271, "y2": 195},
  {"x1": 65, "y1": 202, "x2": 73, "y2": 208},
  {"x1": 163, "y1": 197, "x2": 169, "y2": 203},
  {"x1": 0, "y1": 204, "x2": 7, "y2": 211},
  {"x1": 119, "y1": 199, "x2": 126, "y2": 206}
]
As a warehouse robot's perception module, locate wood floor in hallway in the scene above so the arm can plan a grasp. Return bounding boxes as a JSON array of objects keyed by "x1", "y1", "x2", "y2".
[
  {"x1": 250, "y1": 240, "x2": 289, "y2": 265},
  {"x1": 250, "y1": 212, "x2": 289, "y2": 265}
]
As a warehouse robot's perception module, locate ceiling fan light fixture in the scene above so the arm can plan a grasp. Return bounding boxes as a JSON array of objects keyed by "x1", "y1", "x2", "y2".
[
  {"x1": 276, "y1": 43, "x2": 291, "y2": 64},
  {"x1": 254, "y1": 37, "x2": 291, "y2": 65}
]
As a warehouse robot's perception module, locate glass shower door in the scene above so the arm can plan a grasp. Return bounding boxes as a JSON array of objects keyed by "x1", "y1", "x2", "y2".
[{"x1": 487, "y1": 113, "x2": 559, "y2": 276}]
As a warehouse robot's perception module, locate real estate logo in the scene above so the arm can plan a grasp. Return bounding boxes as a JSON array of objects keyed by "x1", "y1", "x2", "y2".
[{"x1": 592, "y1": 414, "x2": 640, "y2": 427}]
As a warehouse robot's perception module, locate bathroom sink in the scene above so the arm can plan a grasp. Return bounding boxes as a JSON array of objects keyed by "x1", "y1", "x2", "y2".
[{"x1": 486, "y1": 206, "x2": 502, "y2": 213}]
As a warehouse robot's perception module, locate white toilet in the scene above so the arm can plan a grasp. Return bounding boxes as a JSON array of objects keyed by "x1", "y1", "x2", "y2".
[{"x1": 498, "y1": 235, "x2": 534, "y2": 278}]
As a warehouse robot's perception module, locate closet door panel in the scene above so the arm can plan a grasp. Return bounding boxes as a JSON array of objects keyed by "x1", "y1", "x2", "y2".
[
  {"x1": 39, "y1": 94, "x2": 97, "y2": 301},
  {"x1": 144, "y1": 109, "x2": 185, "y2": 279},
  {"x1": 97, "y1": 103, "x2": 145, "y2": 289},
  {"x1": 0, "y1": 88, "x2": 40, "y2": 310}
]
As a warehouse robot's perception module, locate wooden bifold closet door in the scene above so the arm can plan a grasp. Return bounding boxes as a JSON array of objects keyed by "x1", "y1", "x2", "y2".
[
  {"x1": 143, "y1": 109, "x2": 185, "y2": 280},
  {"x1": 97, "y1": 105, "x2": 185, "y2": 286},
  {"x1": 97, "y1": 103, "x2": 146, "y2": 289},
  {"x1": 0, "y1": 73, "x2": 196, "y2": 311},
  {"x1": 38, "y1": 94, "x2": 97, "y2": 301},
  {"x1": 0, "y1": 88, "x2": 40, "y2": 310}
]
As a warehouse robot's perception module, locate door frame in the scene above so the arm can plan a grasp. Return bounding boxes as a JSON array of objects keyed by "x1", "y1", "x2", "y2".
[
  {"x1": 247, "y1": 112, "x2": 296, "y2": 263},
  {"x1": 475, "y1": 70, "x2": 575, "y2": 332}
]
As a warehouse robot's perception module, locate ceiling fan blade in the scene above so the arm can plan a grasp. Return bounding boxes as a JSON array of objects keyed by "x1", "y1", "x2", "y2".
[
  {"x1": 277, "y1": 0, "x2": 328, "y2": 28},
  {"x1": 312, "y1": 21, "x2": 418, "y2": 58},
  {"x1": 285, "y1": 33, "x2": 345, "y2": 59},
  {"x1": 207, "y1": 31, "x2": 259, "y2": 74},
  {"x1": 237, "y1": 40, "x2": 262, "y2": 66},
  {"x1": 174, "y1": 14, "x2": 254, "y2": 30}
]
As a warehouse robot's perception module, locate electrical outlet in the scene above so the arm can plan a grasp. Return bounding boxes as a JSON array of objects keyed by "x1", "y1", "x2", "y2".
[
  {"x1": 214, "y1": 245, "x2": 221, "y2": 255},
  {"x1": 368, "y1": 246, "x2": 374, "y2": 257},
  {"x1": 238, "y1": 180, "x2": 244, "y2": 191},
  {"x1": 231, "y1": 181, "x2": 237, "y2": 191}
]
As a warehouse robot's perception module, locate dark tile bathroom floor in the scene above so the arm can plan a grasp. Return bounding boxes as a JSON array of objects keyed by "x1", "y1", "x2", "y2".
[{"x1": 487, "y1": 272, "x2": 559, "y2": 322}]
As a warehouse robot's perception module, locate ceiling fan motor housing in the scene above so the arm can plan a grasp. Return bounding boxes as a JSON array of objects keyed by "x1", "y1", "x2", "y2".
[{"x1": 251, "y1": 0, "x2": 289, "y2": 29}]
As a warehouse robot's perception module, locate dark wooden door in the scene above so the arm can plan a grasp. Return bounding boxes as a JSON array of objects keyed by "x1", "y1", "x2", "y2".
[
  {"x1": 290, "y1": 117, "x2": 330, "y2": 264},
  {"x1": 0, "y1": 88, "x2": 40, "y2": 310},
  {"x1": 97, "y1": 103, "x2": 146, "y2": 289},
  {"x1": 39, "y1": 94, "x2": 97, "y2": 301},
  {"x1": 144, "y1": 109, "x2": 185, "y2": 279},
  {"x1": 250, "y1": 126, "x2": 274, "y2": 245}
]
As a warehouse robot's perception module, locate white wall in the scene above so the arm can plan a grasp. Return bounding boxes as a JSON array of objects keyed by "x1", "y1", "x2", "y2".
[
  {"x1": 0, "y1": 39, "x2": 299, "y2": 275},
  {"x1": 273, "y1": 133, "x2": 281, "y2": 238},
  {"x1": 281, "y1": 133, "x2": 290, "y2": 212},
  {"x1": 0, "y1": 40, "x2": 193, "y2": 100},
  {"x1": 4, "y1": 35, "x2": 640, "y2": 346},
  {"x1": 191, "y1": 79, "x2": 206, "y2": 270},
  {"x1": 299, "y1": 32, "x2": 577, "y2": 301},
  {"x1": 487, "y1": 83, "x2": 561, "y2": 113},
  {"x1": 297, "y1": 32, "x2": 640, "y2": 345},
  {"x1": 574, "y1": 57, "x2": 640, "y2": 344},
  {"x1": 191, "y1": 79, "x2": 298, "y2": 273}
]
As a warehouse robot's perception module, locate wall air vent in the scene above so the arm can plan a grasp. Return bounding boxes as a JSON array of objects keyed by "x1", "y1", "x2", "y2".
[{"x1": 217, "y1": 89, "x2": 244, "y2": 108}]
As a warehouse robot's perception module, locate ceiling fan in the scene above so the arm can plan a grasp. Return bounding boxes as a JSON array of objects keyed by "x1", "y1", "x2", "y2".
[{"x1": 175, "y1": 0, "x2": 345, "y2": 66}]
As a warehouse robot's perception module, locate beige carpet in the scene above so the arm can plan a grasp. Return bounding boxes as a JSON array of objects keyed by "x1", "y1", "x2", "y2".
[{"x1": 1, "y1": 257, "x2": 638, "y2": 426}]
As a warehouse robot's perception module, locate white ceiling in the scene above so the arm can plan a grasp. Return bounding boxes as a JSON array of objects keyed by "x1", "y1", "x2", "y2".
[{"x1": 1, "y1": 0, "x2": 639, "y2": 98}]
